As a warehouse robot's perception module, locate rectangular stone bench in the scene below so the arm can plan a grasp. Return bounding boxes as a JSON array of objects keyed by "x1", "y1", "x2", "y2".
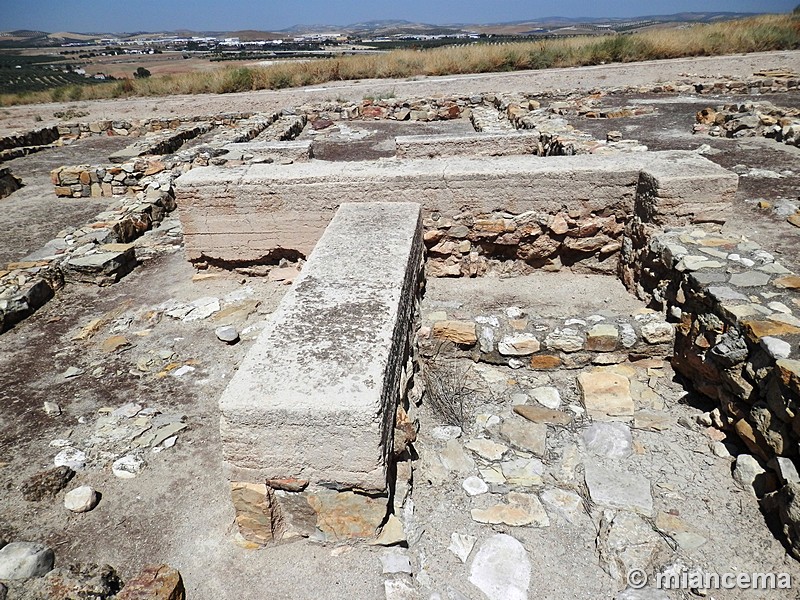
[
  {"x1": 395, "y1": 131, "x2": 541, "y2": 159},
  {"x1": 219, "y1": 202, "x2": 423, "y2": 543},
  {"x1": 176, "y1": 151, "x2": 736, "y2": 264}
]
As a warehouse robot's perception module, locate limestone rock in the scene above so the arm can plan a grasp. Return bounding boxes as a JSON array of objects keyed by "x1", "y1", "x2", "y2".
[
  {"x1": 733, "y1": 454, "x2": 767, "y2": 496},
  {"x1": 432, "y1": 321, "x2": 477, "y2": 345},
  {"x1": 578, "y1": 371, "x2": 634, "y2": 419},
  {"x1": 545, "y1": 328, "x2": 584, "y2": 353},
  {"x1": 0, "y1": 542, "x2": 55, "y2": 580},
  {"x1": 513, "y1": 404, "x2": 572, "y2": 426},
  {"x1": 472, "y1": 493, "x2": 549, "y2": 527},
  {"x1": 499, "y1": 418, "x2": 547, "y2": 456},
  {"x1": 64, "y1": 485, "x2": 98, "y2": 513},
  {"x1": 530, "y1": 386, "x2": 561, "y2": 409},
  {"x1": 53, "y1": 448, "x2": 86, "y2": 470},
  {"x1": 112, "y1": 454, "x2": 145, "y2": 479},
  {"x1": 598, "y1": 511, "x2": 662, "y2": 582},
  {"x1": 307, "y1": 489, "x2": 387, "y2": 541},
  {"x1": 214, "y1": 325, "x2": 239, "y2": 344},
  {"x1": 584, "y1": 462, "x2": 653, "y2": 515},
  {"x1": 381, "y1": 548, "x2": 412, "y2": 574},
  {"x1": 21, "y1": 466, "x2": 75, "y2": 501},
  {"x1": 500, "y1": 457, "x2": 544, "y2": 487},
  {"x1": 448, "y1": 532, "x2": 477, "y2": 564},
  {"x1": 469, "y1": 534, "x2": 531, "y2": 600},
  {"x1": 586, "y1": 324, "x2": 619, "y2": 351},
  {"x1": 640, "y1": 322, "x2": 675, "y2": 345},
  {"x1": 498, "y1": 334, "x2": 540, "y2": 356},
  {"x1": 583, "y1": 422, "x2": 633, "y2": 458},
  {"x1": 384, "y1": 579, "x2": 419, "y2": 600},
  {"x1": 372, "y1": 514, "x2": 406, "y2": 546},
  {"x1": 438, "y1": 439, "x2": 476, "y2": 473},
  {"x1": 116, "y1": 564, "x2": 185, "y2": 600},
  {"x1": 21, "y1": 563, "x2": 122, "y2": 599},
  {"x1": 462, "y1": 476, "x2": 489, "y2": 496},
  {"x1": 540, "y1": 488, "x2": 585, "y2": 524},
  {"x1": 464, "y1": 438, "x2": 509, "y2": 462}
]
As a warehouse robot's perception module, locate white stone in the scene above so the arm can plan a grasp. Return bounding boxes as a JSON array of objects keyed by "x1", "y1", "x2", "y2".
[
  {"x1": 462, "y1": 476, "x2": 489, "y2": 496},
  {"x1": 438, "y1": 439, "x2": 475, "y2": 473},
  {"x1": 111, "y1": 402, "x2": 142, "y2": 419},
  {"x1": 469, "y1": 534, "x2": 531, "y2": 600},
  {"x1": 584, "y1": 461, "x2": 653, "y2": 515},
  {"x1": 43, "y1": 402, "x2": 61, "y2": 415},
  {"x1": 171, "y1": 365, "x2": 195, "y2": 378},
  {"x1": 776, "y1": 457, "x2": 800, "y2": 484},
  {"x1": 640, "y1": 321, "x2": 674, "y2": 344},
  {"x1": 54, "y1": 448, "x2": 86, "y2": 470},
  {"x1": 582, "y1": 422, "x2": 633, "y2": 458},
  {"x1": 64, "y1": 485, "x2": 98, "y2": 513},
  {"x1": 761, "y1": 336, "x2": 792, "y2": 359},
  {"x1": 498, "y1": 333, "x2": 540, "y2": 356},
  {"x1": 530, "y1": 386, "x2": 561, "y2": 409},
  {"x1": 500, "y1": 457, "x2": 544, "y2": 486},
  {"x1": 182, "y1": 296, "x2": 220, "y2": 322},
  {"x1": 448, "y1": 532, "x2": 477, "y2": 563},
  {"x1": 733, "y1": 454, "x2": 766, "y2": 496},
  {"x1": 380, "y1": 548, "x2": 412, "y2": 574},
  {"x1": 384, "y1": 579, "x2": 418, "y2": 600},
  {"x1": 215, "y1": 325, "x2": 239, "y2": 343},
  {"x1": 464, "y1": 438, "x2": 509, "y2": 462},
  {"x1": 430, "y1": 425, "x2": 462, "y2": 440},
  {"x1": 540, "y1": 488, "x2": 585, "y2": 524},
  {"x1": 0, "y1": 542, "x2": 55, "y2": 580},
  {"x1": 112, "y1": 454, "x2": 145, "y2": 479}
]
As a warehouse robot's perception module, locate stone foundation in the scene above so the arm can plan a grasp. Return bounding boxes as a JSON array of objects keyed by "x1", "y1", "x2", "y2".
[
  {"x1": 176, "y1": 151, "x2": 736, "y2": 266},
  {"x1": 219, "y1": 202, "x2": 424, "y2": 544}
]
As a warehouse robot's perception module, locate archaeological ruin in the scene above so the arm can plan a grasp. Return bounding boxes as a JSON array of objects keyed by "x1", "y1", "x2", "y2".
[{"x1": 1, "y1": 57, "x2": 800, "y2": 599}]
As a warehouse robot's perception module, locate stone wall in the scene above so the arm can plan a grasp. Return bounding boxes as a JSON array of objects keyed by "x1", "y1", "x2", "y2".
[
  {"x1": 0, "y1": 175, "x2": 177, "y2": 332},
  {"x1": 620, "y1": 218, "x2": 800, "y2": 556},
  {"x1": 176, "y1": 151, "x2": 736, "y2": 268},
  {"x1": 419, "y1": 307, "x2": 675, "y2": 371}
]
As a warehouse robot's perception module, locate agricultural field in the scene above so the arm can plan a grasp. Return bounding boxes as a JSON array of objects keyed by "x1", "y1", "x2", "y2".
[{"x1": 0, "y1": 52, "x2": 99, "y2": 94}]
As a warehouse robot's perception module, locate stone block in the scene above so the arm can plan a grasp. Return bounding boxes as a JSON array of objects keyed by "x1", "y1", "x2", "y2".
[{"x1": 219, "y1": 202, "x2": 423, "y2": 492}]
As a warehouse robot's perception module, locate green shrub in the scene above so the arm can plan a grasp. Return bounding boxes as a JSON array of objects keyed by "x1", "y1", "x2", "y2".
[{"x1": 217, "y1": 68, "x2": 254, "y2": 93}]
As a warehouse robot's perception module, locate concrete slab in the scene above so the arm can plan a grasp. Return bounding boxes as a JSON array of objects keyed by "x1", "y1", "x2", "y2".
[
  {"x1": 218, "y1": 202, "x2": 423, "y2": 491},
  {"x1": 176, "y1": 151, "x2": 735, "y2": 263}
]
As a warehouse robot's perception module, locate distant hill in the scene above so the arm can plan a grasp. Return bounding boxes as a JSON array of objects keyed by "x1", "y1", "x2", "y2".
[{"x1": 0, "y1": 11, "x2": 776, "y2": 47}]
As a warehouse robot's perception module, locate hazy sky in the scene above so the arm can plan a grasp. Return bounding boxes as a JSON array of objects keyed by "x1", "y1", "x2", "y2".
[{"x1": 1, "y1": 0, "x2": 796, "y2": 32}]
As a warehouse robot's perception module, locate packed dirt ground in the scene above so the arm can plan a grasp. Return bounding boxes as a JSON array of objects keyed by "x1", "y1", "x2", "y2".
[{"x1": 1, "y1": 50, "x2": 800, "y2": 599}]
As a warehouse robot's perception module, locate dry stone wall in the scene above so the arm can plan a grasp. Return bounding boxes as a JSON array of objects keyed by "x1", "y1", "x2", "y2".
[{"x1": 620, "y1": 220, "x2": 800, "y2": 556}]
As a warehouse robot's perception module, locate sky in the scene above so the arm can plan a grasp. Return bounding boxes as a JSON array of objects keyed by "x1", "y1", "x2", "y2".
[{"x1": 0, "y1": 0, "x2": 796, "y2": 33}]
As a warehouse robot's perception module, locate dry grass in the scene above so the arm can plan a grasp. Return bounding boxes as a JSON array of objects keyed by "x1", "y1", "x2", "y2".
[{"x1": 2, "y1": 14, "x2": 798, "y2": 107}]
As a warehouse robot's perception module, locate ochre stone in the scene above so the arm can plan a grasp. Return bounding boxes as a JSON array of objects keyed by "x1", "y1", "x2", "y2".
[
  {"x1": 530, "y1": 355, "x2": 562, "y2": 370},
  {"x1": 432, "y1": 320, "x2": 477, "y2": 345}
]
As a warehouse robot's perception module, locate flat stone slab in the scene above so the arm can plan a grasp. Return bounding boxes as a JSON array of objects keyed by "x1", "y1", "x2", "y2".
[
  {"x1": 223, "y1": 140, "x2": 312, "y2": 162},
  {"x1": 584, "y1": 461, "x2": 653, "y2": 515},
  {"x1": 219, "y1": 202, "x2": 423, "y2": 491},
  {"x1": 395, "y1": 131, "x2": 541, "y2": 159},
  {"x1": 176, "y1": 151, "x2": 736, "y2": 262}
]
